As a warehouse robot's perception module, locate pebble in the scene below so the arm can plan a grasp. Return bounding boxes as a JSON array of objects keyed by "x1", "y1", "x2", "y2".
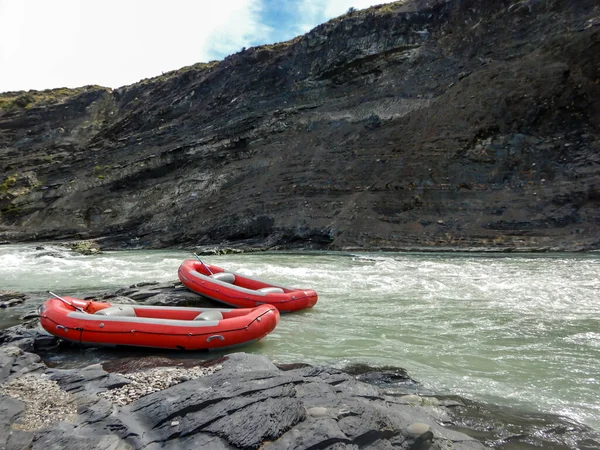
[
  {"x1": 2, "y1": 346, "x2": 22, "y2": 357},
  {"x1": 307, "y1": 406, "x2": 328, "y2": 417},
  {"x1": 98, "y1": 364, "x2": 222, "y2": 406},
  {"x1": 406, "y1": 422, "x2": 431, "y2": 437},
  {"x1": 398, "y1": 394, "x2": 441, "y2": 407}
]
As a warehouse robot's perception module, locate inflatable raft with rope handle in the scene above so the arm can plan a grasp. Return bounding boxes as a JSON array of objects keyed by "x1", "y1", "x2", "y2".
[
  {"x1": 39, "y1": 292, "x2": 279, "y2": 351},
  {"x1": 178, "y1": 257, "x2": 318, "y2": 313}
]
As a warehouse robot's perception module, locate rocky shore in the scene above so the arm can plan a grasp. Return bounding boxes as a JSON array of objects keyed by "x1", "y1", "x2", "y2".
[
  {"x1": 0, "y1": 345, "x2": 477, "y2": 450},
  {"x1": 1, "y1": 281, "x2": 599, "y2": 450}
]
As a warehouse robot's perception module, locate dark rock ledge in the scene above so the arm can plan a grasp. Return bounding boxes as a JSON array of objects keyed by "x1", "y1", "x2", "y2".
[
  {"x1": 0, "y1": 345, "x2": 483, "y2": 450},
  {"x1": 1, "y1": 282, "x2": 598, "y2": 450},
  {"x1": 0, "y1": 291, "x2": 27, "y2": 309}
]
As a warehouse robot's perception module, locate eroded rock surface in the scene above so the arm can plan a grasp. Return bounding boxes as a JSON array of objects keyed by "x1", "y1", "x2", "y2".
[
  {"x1": 0, "y1": 292, "x2": 27, "y2": 309},
  {"x1": 0, "y1": 325, "x2": 598, "y2": 449},
  {"x1": 0, "y1": 348, "x2": 486, "y2": 450},
  {"x1": 0, "y1": 0, "x2": 598, "y2": 251}
]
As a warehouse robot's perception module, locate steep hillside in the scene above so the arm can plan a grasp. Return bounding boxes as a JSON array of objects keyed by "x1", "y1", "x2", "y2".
[{"x1": 1, "y1": 0, "x2": 599, "y2": 251}]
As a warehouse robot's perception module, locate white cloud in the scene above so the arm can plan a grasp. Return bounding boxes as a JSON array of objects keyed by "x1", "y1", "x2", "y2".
[
  {"x1": 0, "y1": 0, "x2": 394, "y2": 93},
  {"x1": 0, "y1": 0, "x2": 267, "y2": 92},
  {"x1": 206, "y1": 1, "x2": 271, "y2": 58},
  {"x1": 293, "y1": 0, "x2": 326, "y2": 34}
]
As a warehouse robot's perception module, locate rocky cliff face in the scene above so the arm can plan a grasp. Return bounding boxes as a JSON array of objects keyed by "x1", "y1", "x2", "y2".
[{"x1": 1, "y1": 0, "x2": 599, "y2": 251}]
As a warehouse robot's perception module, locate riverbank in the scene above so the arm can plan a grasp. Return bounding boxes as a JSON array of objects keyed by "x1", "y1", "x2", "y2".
[
  {"x1": 1, "y1": 280, "x2": 599, "y2": 449},
  {"x1": 1, "y1": 333, "x2": 597, "y2": 450},
  {"x1": 0, "y1": 343, "x2": 481, "y2": 450}
]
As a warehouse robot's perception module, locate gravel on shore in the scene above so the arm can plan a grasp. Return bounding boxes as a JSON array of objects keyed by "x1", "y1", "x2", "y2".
[
  {"x1": 0, "y1": 373, "x2": 77, "y2": 431},
  {"x1": 98, "y1": 363, "x2": 222, "y2": 406}
]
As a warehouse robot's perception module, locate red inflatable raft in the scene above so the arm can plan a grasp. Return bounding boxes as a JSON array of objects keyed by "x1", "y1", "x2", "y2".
[
  {"x1": 39, "y1": 296, "x2": 279, "y2": 351},
  {"x1": 178, "y1": 259, "x2": 318, "y2": 312}
]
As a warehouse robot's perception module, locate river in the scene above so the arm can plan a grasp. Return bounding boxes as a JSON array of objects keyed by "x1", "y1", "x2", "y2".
[{"x1": 1, "y1": 243, "x2": 599, "y2": 432}]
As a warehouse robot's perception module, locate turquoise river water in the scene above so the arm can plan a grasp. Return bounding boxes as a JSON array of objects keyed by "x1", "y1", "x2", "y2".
[{"x1": 1, "y1": 244, "x2": 599, "y2": 431}]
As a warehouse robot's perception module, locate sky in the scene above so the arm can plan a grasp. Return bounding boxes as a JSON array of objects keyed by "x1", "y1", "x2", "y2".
[{"x1": 0, "y1": 0, "x2": 394, "y2": 93}]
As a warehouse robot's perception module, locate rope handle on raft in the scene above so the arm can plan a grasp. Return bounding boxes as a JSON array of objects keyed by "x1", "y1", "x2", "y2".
[
  {"x1": 193, "y1": 253, "x2": 214, "y2": 275},
  {"x1": 48, "y1": 291, "x2": 87, "y2": 314}
]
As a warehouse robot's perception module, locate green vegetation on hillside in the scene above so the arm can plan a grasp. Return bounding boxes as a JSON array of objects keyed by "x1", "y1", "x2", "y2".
[
  {"x1": 0, "y1": 85, "x2": 109, "y2": 111},
  {"x1": 0, "y1": 174, "x2": 18, "y2": 194},
  {"x1": 138, "y1": 61, "x2": 220, "y2": 86}
]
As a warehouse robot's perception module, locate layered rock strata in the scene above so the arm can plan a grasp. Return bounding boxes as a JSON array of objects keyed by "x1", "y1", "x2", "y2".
[{"x1": 0, "y1": 0, "x2": 599, "y2": 251}]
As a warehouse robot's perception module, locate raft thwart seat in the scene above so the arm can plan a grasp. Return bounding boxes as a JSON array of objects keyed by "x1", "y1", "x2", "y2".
[
  {"x1": 40, "y1": 295, "x2": 279, "y2": 350},
  {"x1": 210, "y1": 272, "x2": 236, "y2": 283},
  {"x1": 257, "y1": 287, "x2": 285, "y2": 294},
  {"x1": 178, "y1": 259, "x2": 319, "y2": 312},
  {"x1": 194, "y1": 310, "x2": 224, "y2": 321},
  {"x1": 94, "y1": 305, "x2": 136, "y2": 317}
]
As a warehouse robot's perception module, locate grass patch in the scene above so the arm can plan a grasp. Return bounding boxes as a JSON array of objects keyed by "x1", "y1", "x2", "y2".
[
  {"x1": 254, "y1": 36, "x2": 302, "y2": 53},
  {"x1": 317, "y1": 0, "x2": 408, "y2": 27},
  {"x1": 0, "y1": 85, "x2": 109, "y2": 111},
  {"x1": 0, "y1": 174, "x2": 18, "y2": 193},
  {"x1": 138, "y1": 61, "x2": 220, "y2": 86},
  {"x1": 92, "y1": 165, "x2": 111, "y2": 180}
]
